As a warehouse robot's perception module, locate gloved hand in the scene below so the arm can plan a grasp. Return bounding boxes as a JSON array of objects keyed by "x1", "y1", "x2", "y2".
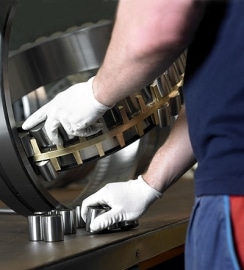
[
  {"x1": 81, "y1": 175, "x2": 162, "y2": 232},
  {"x1": 22, "y1": 77, "x2": 111, "y2": 145}
]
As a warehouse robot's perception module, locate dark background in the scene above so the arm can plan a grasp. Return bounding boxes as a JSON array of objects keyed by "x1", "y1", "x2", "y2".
[{"x1": 10, "y1": 0, "x2": 118, "y2": 50}]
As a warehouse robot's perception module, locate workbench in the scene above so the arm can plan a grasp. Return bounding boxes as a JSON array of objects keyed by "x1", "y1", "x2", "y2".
[{"x1": 0, "y1": 173, "x2": 194, "y2": 270}]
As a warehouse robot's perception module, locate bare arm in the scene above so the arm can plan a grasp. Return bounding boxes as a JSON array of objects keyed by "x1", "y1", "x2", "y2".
[
  {"x1": 92, "y1": 0, "x2": 202, "y2": 191},
  {"x1": 143, "y1": 105, "x2": 196, "y2": 193},
  {"x1": 93, "y1": 0, "x2": 206, "y2": 106}
]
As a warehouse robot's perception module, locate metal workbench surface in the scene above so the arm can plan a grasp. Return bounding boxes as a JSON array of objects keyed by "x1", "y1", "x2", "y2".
[{"x1": 0, "y1": 175, "x2": 194, "y2": 270}]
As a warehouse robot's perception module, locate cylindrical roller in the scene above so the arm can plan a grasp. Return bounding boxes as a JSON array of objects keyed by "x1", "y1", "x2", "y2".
[
  {"x1": 141, "y1": 86, "x2": 153, "y2": 104},
  {"x1": 120, "y1": 220, "x2": 139, "y2": 230},
  {"x1": 58, "y1": 125, "x2": 79, "y2": 146},
  {"x1": 156, "y1": 77, "x2": 170, "y2": 97},
  {"x1": 157, "y1": 103, "x2": 172, "y2": 128},
  {"x1": 19, "y1": 132, "x2": 34, "y2": 157},
  {"x1": 85, "y1": 206, "x2": 108, "y2": 233},
  {"x1": 35, "y1": 160, "x2": 58, "y2": 182},
  {"x1": 169, "y1": 91, "x2": 182, "y2": 116},
  {"x1": 48, "y1": 209, "x2": 58, "y2": 215},
  {"x1": 123, "y1": 96, "x2": 140, "y2": 118},
  {"x1": 107, "y1": 223, "x2": 120, "y2": 231},
  {"x1": 172, "y1": 62, "x2": 182, "y2": 82},
  {"x1": 167, "y1": 64, "x2": 180, "y2": 86},
  {"x1": 28, "y1": 214, "x2": 44, "y2": 241},
  {"x1": 103, "y1": 107, "x2": 123, "y2": 129},
  {"x1": 85, "y1": 205, "x2": 138, "y2": 232},
  {"x1": 75, "y1": 205, "x2": 85, "y2": 228},
  {"x1": 177, "y1": 52, "x2": 187, "y2": 74},
  {"x1": 29, "y1": 122, "x2": 53, "y2": 149},
  {"x1": 58, "y1": 154, "x2": 77, "y2": 168},
  {"x1": 58, "y1": 209, "x2": 77, "y2": 234},
  {"x1": 42, "y1": 214, "x2": 64, "y2": 242},
  {"x1": 162, "y1": 73, "x2": 173, "y2": 93}
]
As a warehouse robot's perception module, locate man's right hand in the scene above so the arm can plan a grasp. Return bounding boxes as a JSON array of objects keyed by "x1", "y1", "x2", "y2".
[
  {"x1": 81, "y1": 175, "x2": 162, "y2": 232},
  {"x1": 22, "y1": 77, "x2": 111, "y2": 145}
]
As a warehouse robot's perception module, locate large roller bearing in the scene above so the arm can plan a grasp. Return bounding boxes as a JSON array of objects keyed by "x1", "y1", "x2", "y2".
[{"x1": 0, "y1": 1, "x2": 186, "y2": 216}]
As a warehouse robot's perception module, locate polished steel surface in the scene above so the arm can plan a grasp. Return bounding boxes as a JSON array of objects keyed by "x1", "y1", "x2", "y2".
[
  {"x1": 36, "y1": 160, "x2": 59, "y2": 182},
  {"x1": 42, "y1": 214, "x2": 64, "y2": 242},
  {"x1": 74, "y1": 205, "x2": 85, "y2": 228},
  {"x1": 29, "y1": 122, "x2": 53, "y2": 148},
  {"x1": 57, "y1": 209, "x2": 77, "y2": 235},
  {"x1": 28, "y1": 214, "x2": 43, "y2": 241},
  {"x1": 9, "y1": 20, "x2": 113, "y2": 103}
]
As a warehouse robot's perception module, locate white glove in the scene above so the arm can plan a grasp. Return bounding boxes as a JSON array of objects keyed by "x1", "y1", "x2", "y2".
[
  {"x1": 81, "y1": 175, "x2": 162, "y2": 232},
  {"x1": 22, "y1": 77, "x2": 111, "y2": 145}
]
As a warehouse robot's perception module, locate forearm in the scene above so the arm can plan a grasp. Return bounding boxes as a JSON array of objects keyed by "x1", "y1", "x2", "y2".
[
  {"x1": 93, "y1": 0, "x2": 206, "y2": 107},
  {"x1": 143, "y1": 105, "x2": 196, "y2": 193}
]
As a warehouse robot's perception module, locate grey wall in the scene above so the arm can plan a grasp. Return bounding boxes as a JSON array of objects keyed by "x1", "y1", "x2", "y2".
[{"x1": 10, "y1": 0, "x2": 117, "y2": 50}]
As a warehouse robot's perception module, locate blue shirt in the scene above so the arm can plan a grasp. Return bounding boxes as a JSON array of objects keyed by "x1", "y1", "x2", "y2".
[{"x1": 183, "y1": 0, "x2": 244, "y2": 196}]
